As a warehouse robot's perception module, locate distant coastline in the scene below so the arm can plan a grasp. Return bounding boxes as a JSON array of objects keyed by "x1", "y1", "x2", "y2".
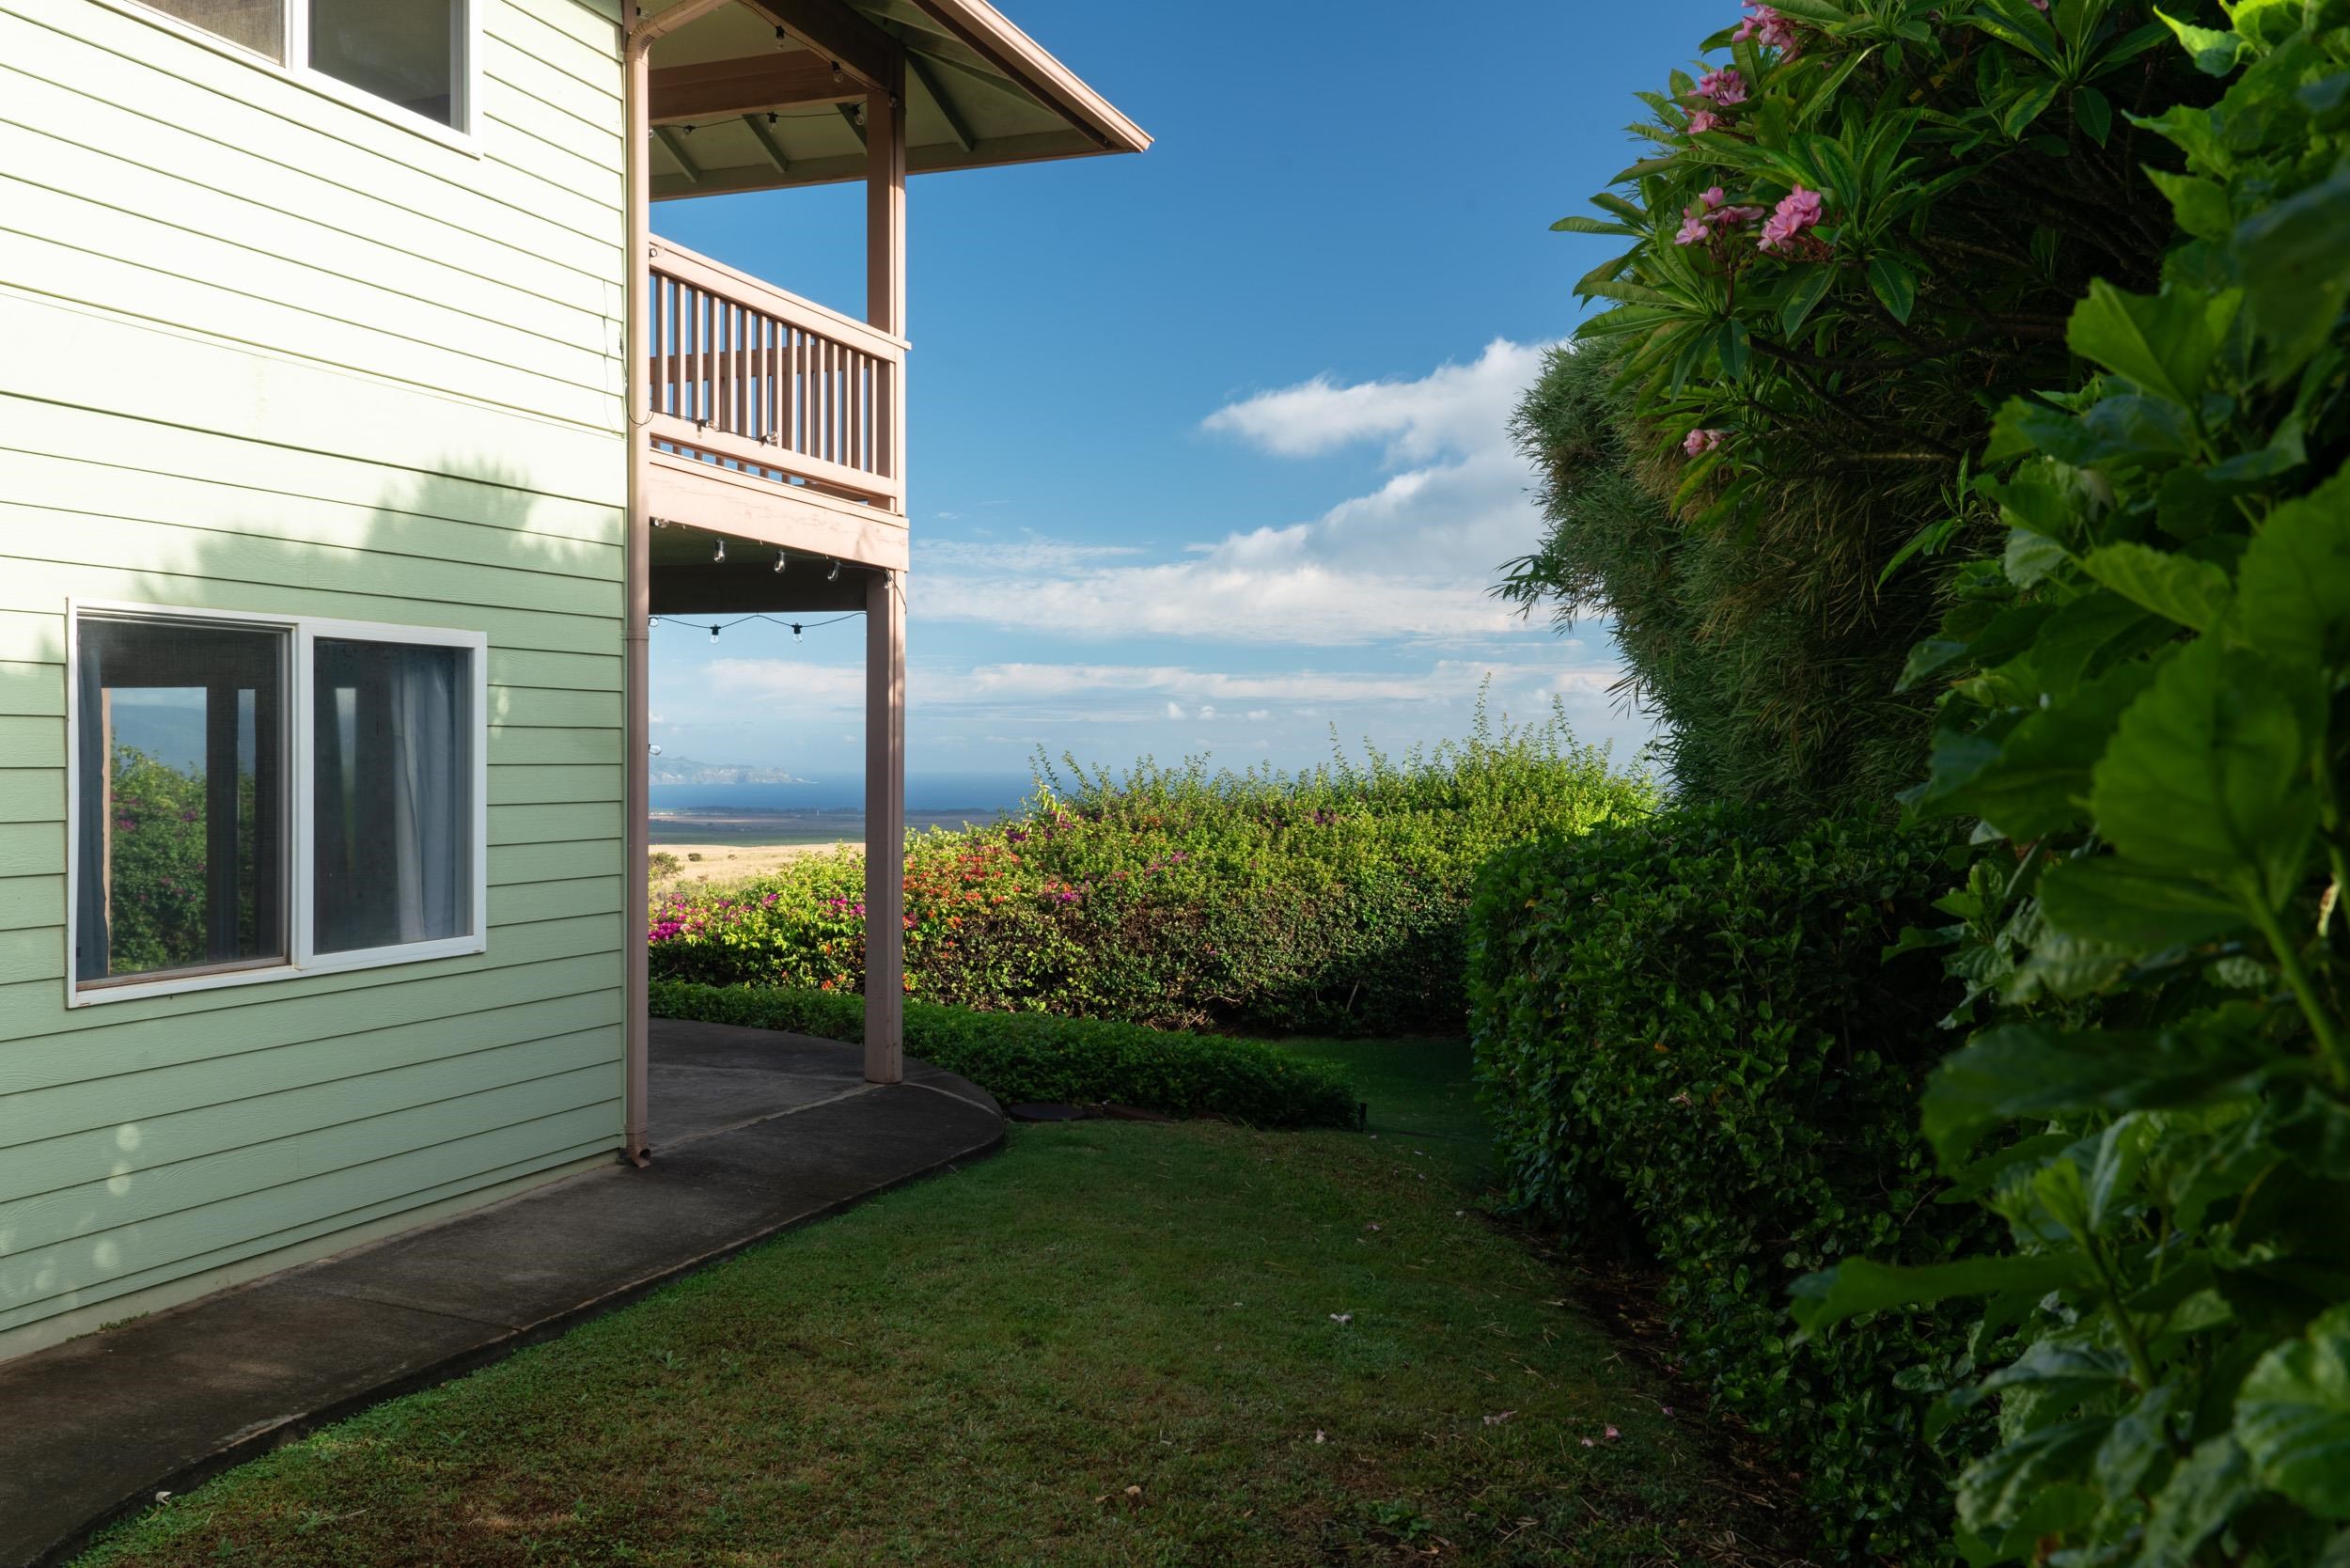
[{"x1": 646, "y1": 775, "x2": 1031, "y2": 847}]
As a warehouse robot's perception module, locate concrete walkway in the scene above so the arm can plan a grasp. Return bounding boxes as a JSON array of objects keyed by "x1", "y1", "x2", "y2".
[{"x1": 0, "y1": 1021, "x2": 1003, "y2": 1568}]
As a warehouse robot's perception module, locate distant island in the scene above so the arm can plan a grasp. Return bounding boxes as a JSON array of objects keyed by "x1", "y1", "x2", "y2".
[{"x1": 647, "y1": 757, "x2": 810, "y2": 786}]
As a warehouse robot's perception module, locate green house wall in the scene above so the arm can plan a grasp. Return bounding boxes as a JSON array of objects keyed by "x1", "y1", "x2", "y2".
[{"x1": 0, "y1": 0, "x2": 633, "y2": 1352}]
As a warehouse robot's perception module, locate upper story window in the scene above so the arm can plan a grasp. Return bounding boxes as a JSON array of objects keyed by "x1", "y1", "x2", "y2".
[{"x1": 134, "y1": 1, "x2": 472, "y2": 134}]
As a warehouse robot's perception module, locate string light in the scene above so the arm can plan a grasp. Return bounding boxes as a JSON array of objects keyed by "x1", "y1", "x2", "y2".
[
  {"x1": 650, "y1": 611, "x2": 861, "y2": 640},
  {"x1": 825, "y1": 557, "x2": 840, "y2": 582},
  {"x1": 774, "y1": 550, "x2": 789, "y2": 574},
  {"x1": 712, "y1": 538, "x2": 726, "y2": 563}
]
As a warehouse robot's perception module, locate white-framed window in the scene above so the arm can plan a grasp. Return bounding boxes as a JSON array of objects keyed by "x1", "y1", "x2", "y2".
[
  {"x1": 67, "y1": 602, "x2": 489, "y2": 1008},
  {"x1": 113, "y1": 0, "x2": 483, "y2": 148}
]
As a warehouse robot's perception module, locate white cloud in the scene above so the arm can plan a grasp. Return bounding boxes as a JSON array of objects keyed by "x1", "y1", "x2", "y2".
[
  {"x1": 1164, "y1": 699, "x2": 1183, "y2": 719},
  {"x1": 913, "y1": 338, "x2": 1561, "y2": 646}
]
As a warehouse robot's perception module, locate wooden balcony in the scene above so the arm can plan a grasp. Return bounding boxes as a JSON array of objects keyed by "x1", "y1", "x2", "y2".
[{"x1": 641, "y1": 237, "x2": 908, "y2": 572}]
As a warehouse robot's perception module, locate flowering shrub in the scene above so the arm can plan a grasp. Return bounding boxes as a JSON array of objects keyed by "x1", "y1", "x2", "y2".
[
  {"x1": 649, "y1": 703, "x2": 1658, "y2": 1035},
  {"x1": 650, "y1": 980, "x2": 1362, "y2": 1128},
  {"x1": 1794, "y1": 8, "x2": 2350, "y2": 1566},
  {"x1": 1510, "y1": 0, "x2": 2207, "y2": 813},
  {"x1": 1468, "y1": 804, "x2": 1990, "y2": 1557}
]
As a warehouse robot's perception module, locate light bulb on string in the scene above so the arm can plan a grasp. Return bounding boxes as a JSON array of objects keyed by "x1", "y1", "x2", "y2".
[
  {"x1": 713, "y1": 538, "x2": 726, "y2": 564},
  {"x1": 826, "y1": 558, "x2": 840, "y2": 582},
  {"x1": 774, "y1": 551, "x2": 788, "y2": 574},
  {"x1": 791, "y1": 623, "x2": 803, "y2": 643},
  {"x1": 709, "y1": 623, "x2": 720, "y2": 643}
]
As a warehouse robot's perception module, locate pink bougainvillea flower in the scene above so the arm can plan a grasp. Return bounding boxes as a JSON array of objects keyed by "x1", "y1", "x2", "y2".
[
  {"x1": 1684, "y1": 428, "x2": 1727, "y2": 456},
  {"x1": 1694, "y1": 67, "x2": 1747, "y2": 105},
  {"x1": 1758, "y1": 183, "x2": 1825, "y2": 252},
  {"x1": 1732, "y1": 1, "x2": 1803, "y2": 54},
  {"x1": 1686, "y1": 108, "x2": 1723, "y2": 134}
]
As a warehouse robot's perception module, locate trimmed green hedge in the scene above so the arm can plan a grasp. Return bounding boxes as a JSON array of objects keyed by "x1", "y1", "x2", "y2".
[
  {"x1": 1466, "y1": 804, "x2": 1996, "y2": 1559},
  {"x1": 650, "y1": 980, "x2": 1362, "y2": 1130}
]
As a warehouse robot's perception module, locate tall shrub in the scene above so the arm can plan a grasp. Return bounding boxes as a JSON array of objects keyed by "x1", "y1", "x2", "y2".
[
  {"x1": 1795, "y1": 8, "x2": 2350, "y2": 1564},
  {"x1": 1518, "y1": 0, "x2": 2206, "y2": 813},
  {"x1": 1469, "y1": 805, "x2": 1990, "y2": 1557}
]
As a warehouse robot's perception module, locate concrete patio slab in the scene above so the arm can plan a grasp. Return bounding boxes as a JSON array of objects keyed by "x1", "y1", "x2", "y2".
[{"x1": 0, "y1": 1022, "x2": 1002, "y2": 1568}]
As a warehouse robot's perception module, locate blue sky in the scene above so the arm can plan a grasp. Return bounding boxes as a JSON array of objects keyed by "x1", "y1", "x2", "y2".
[{"x1": 647, "y1": 0, "x2": 1723, "y2": 787}]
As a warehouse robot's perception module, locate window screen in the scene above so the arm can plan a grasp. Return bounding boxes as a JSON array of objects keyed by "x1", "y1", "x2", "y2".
[
  {"x1": 307, "y1": 0, "x2": 461, "y2": 127},
  {"x1": 137, "y1": 0, "x2": 287, "y2": 61},
  {"x1": 75, "y1": 618, "x2": 288, "y2": 985},
  {"x1": 312, "y1": 638, "x2": 475, "y2": 954}
]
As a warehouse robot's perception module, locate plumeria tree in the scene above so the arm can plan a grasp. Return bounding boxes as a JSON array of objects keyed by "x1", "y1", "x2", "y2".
[{"x1": 1519, "y1": 0, "x2": 2207, "y2": 810}]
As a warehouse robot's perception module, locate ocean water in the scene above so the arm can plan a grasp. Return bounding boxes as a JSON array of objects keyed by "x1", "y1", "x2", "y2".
[{"x1": 647, "y1": 773, "x2": 1035, "y2": 845}]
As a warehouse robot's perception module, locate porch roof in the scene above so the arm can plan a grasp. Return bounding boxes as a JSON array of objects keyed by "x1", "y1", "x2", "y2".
[{"x1": 640, "y1": 0, "x2": 1150, "y2": 200}]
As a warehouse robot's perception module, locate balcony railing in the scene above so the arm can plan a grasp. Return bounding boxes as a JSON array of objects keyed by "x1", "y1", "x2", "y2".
[{"x1": 647, "y1": 238, "x2": 905, "y2": 514}]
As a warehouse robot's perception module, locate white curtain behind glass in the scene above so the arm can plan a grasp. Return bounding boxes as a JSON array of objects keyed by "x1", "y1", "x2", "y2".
[{"x1": 314, "y1": 640, "x2": 469, "y2": 952}]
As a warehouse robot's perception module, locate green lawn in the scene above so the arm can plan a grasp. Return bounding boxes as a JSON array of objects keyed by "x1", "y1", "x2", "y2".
[{"x1": 81, "y1": 1040, "x2": 1787, "y2": 1567}]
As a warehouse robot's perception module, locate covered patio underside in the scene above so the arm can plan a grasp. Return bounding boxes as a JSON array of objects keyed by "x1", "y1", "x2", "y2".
[{"x1": 0, "y1": 1022, "x2": 1001, "y2": 1568}]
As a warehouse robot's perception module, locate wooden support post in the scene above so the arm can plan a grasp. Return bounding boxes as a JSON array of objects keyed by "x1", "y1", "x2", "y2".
[
  {"x1": 860, "y1": 40, "x2": 907, "y2": 1085},
  {"x1": 863, "y1": 568, "x2": 905, "y2": 1084},
  {"x1": 623, "y1": 38, "x2": 655, "y2": 1166}
]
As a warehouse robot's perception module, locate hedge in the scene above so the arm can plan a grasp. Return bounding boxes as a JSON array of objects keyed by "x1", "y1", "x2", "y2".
[
  {"x1": 649, "y1": 705, "x2": 1656, "y2": 1036},
  {"x1": 650, "y1": 980, "x2": 1363, "y2": 1130},
  {"x1": 1466, "y1": 803, "x2": 1996, "y2": 1558}
]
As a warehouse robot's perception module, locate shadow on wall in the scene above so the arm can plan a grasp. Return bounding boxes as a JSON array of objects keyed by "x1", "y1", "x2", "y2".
[{"x1": 0, "y1": 457, "x2": 630, "y2": 1341}]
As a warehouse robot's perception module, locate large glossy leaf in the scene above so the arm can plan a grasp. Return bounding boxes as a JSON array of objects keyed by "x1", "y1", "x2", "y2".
[
  {"x1": 2133, "y1": 1435, "x2": 2255, "y2": 1565},
  {"x1": 1870, "y1": 254, "x2": 1919, "y2": 323},
  {"x1": 2079, "y1": 542, "x2": 2233, "y2": 630},
  {"x1": 2037, "y1": 855, "x2": 2249, "y2": 949},
  {"x1": 2236, "y1": 167, "x2": 2350, "y2": 380},
  {"x1": 1920, "y1": 660, "x2": 2155, "y2": 840},
  {"x1": 1788, "y1": 1250, "x2": 2090, "y2": 1336},
  {"x1": 1959, "y1": 1417, "x2": 2113, "y2": 1532},
  {"x1": 2235, "y1": 469, "x2": 2350, "y2": 666},
  {"x1": 2066, "y1": 281, "x2": 2242, "y2": 407},
  {"x1": 1921, "y1": 1023, "x2": 2277, "y2": 1162},
  {"x1": 2235, "y1": 1302, "x2": 2350, "y2": 1519},
  {"x1": 2089, "y1": 636, "x2": 2318, "y2": 910}
]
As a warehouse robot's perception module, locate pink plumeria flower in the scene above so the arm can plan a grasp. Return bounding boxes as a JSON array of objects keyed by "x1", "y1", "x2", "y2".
[
  {"x1": 1605, "y1": 1425, "x2": 1622, "y2": 1440},
  {"x1": 1711, "y1": 203, "x2": 1766, "y2": 228},
  {"x1": 1674, "y1": 207, "x2": 1712, "y2": 244},
  {"x1": 1687, "y1": 108, "x2": 1723, "y2": 134},
  {"x1": 1758, "y1": 183, "x2": 1825, "y2": 252},
  {"x1": 1684, "y1": 428, "x2": 1727, "y2": 457},
  {"x1": 1732, "y1": 1, "x2": 1803, "y2": 53},
  {"x1": 1694, "y1": 67, "x2": 1747, "y2": 105}
]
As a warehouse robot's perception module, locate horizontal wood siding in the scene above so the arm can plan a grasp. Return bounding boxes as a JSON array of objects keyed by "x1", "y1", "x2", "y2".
[{"x1": 0, "y1": 0, "x2": 631, "y2": 1340}]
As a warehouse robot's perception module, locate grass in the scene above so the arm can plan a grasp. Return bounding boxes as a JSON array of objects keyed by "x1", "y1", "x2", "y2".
[{"x1": 78, "y1": 1039, "x2": 1792, "y2": 1567}]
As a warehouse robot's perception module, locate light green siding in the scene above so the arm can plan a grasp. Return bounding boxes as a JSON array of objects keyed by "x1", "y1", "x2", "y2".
[{"x1": 0, "y1": 0, "x2": 632, "y2": 1344}]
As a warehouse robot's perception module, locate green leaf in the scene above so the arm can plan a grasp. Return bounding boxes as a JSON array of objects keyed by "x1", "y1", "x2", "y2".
[
  {"x1": 1778, "y1": 264, "x2": 1836, "y2": 337},
  {"x1": 2134, "y1": 1435, "x2": 2256, "y2": 1563},
  {"x1": 2066, "y1": 280, "x2": 2241, "y2": 406},
  {"x1": 2154, "y1": 8, "x2": 2248, "y2": 74},
  {"x1": 2090, "y1": 636, "x2": 2319, "y2": 910},
  {"x1": 1869, "y1": 254, "x2": 1919, "y2": 323},
  {"x1": 1551, "y1": 214, "x2": 1638, "y2": 237},
  {"x1": 1921, "y1": 1023, "x2": 2277, "y2": 1163},
  {"x1": 1789, "y1": 1251, "x2": 2089, "y2": 1336},
  {"x1": 2079, "y1": 542, "x2": 2233, "y2": 630},
  {"x1": 2037, "y1": 855, "x2": 2249, "y2": 949},
  {"x1": 2005, "y1": 527, "x2": 2072, "y2": 587},
  {"x1": 2237, "y1": 167, "x2": 2350, "y2": 381},
  {"x1": 2235, "y1": 469, "x2": 2350, "y2": 665},
  {"x1": 1999, "y1": 74, "x2": 2063, "y2": 139},
  {"x1": 1960, "y1": 1418, "x2": 2113, "y2": 1533},
  {"x1": 2073, "y1": 84, "x2": 2112, "y2": 145},
  {"x1": 1922, "y1": 660, "x2": 2157, "y2": 840},
  {"x1": 2235, "y1": 1302, "x2": 2350, "y2": 1520},
  {"x1": 2144, "y1": 167, "x2": 2231, "y2": 241}
]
